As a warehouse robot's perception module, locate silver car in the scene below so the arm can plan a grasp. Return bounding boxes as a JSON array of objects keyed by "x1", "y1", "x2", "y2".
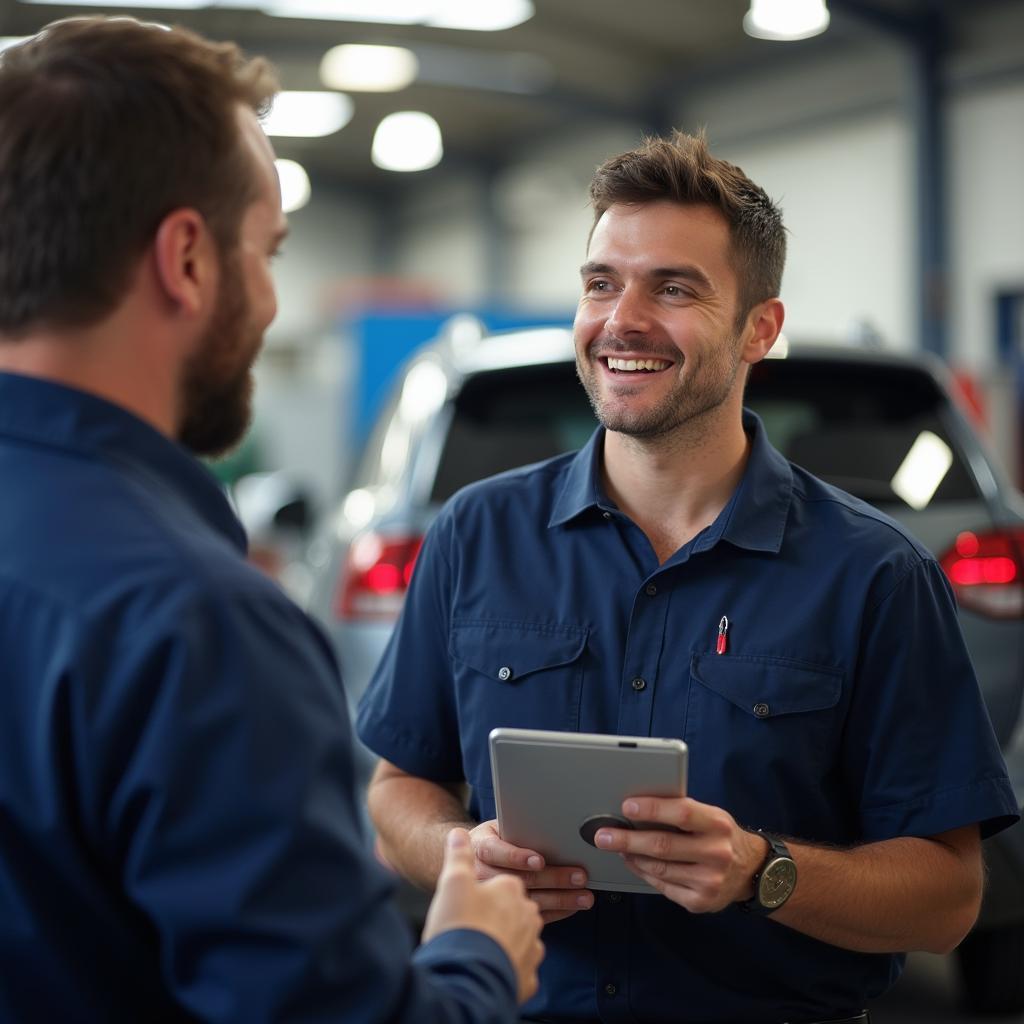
[{"x1": 306, "y1": 324, "x2": 1024, "y2": 1013}]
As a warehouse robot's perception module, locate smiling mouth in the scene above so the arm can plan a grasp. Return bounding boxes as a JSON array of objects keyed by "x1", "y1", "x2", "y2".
[{"x1": 602, "y1": 356, "x2": 673, "y2": 373}]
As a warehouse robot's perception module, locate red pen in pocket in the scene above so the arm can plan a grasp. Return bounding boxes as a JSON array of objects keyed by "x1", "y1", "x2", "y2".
[{"x1": 716, "y1": 616, "x2": 729, "y2": 655}]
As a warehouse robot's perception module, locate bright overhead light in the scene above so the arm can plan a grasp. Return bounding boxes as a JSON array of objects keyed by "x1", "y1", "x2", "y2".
[
  {"x1": 261, "y1": 91, "x2": 353, "y2": 138},
  {"x1": 890, "y1": 430, "x2": 953, "y2": 510},
  {"x1": 372, "y1": 111, "x2": 443, "y2": 173},
  {"x1": 426, "y1": 0, "x2": 533, "y2": 31},
  {"x1": 320, "y1": 44, "x2": 418, "y2": 92},
  {"x1": 20, "y1": 0, "x2": 207, "y2": 7},
  {"x1": 275, "y1": 159, "x2": 311, "y2": 213},
  {"x1": 258, "y1": 0, "x2": 533, "y2": 30},
  {"x1": 744, "y1": 0, "x2": 829, "y2": 41}
]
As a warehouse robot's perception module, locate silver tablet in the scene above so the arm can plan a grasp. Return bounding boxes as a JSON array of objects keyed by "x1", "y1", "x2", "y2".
[{"x1": 489, "y1": 727, "x2": 688, "y2": 894}]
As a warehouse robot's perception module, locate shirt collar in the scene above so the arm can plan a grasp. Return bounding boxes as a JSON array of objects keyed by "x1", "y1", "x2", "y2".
[
  {"x1": 549, "y1": 409, "x2": 792, "y2": 554},
  {"x1": 0, "y1": 371, "x2": 246, "y2": 550}
]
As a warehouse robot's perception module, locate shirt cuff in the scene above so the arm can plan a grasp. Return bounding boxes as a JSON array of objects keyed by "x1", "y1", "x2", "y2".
[
  {"x1": 414, "y1": 928, "x2": 518, "y2": 1007},
  {"x1": 860, "y1": 774, "x2": 1020, "y2": 841}
]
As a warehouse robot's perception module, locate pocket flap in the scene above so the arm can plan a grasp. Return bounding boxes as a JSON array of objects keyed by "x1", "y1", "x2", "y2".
[
  {"x1": 690, "y1": 653, "x2": 842, "y2": 718},
  {"x1": 451, "y1": 621, "x2": 587, "y2": 682}
]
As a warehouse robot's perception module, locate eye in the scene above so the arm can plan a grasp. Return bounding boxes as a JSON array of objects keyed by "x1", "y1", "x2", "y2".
[
  {"x1": 586, "y1": 278, "x2": 612, "y2": 293},
  {"x1": 661, "y1": 284, "x2": 691, "y2": 298}
]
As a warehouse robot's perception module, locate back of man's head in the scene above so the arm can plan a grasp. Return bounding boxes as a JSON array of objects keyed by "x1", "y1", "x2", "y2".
[
  {"x1": 0, "y1": 16, "x2": 278, "y2": 338},
  {"x1": 589, "y1": 130, "x2": 786, "y2": 323}
]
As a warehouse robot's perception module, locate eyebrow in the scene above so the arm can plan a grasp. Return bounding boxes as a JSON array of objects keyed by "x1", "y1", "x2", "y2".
[{"x1": 579, "y1": 261, "x2": 714, "y2": 292}]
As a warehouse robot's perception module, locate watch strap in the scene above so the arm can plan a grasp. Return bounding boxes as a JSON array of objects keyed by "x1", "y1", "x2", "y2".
[{"x1": 738, "y1": 828, "x2": 796, "y2": 915}]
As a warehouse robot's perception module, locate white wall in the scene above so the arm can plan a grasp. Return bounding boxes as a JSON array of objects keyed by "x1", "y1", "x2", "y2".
[
  {"x1": 267, "y1": 188, "x2": 377, "y2": 347},
  {"x1": 498, "y1": 125, "x2": 642, "y2": 311},
  {"x1": 718, "y1": 114, "x2": 914, "y2": 348},
  {"x1": 252, "y1": 188, "x2": 377, "y2": 505},
  {"x1": 394, "y1": 174, "x2": 489, "y2": 306},
  {"x1": 949, "y1": 79, "x2": 1024, "y2": 372}
]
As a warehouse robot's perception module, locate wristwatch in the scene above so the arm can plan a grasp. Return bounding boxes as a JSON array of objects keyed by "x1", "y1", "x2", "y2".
[{"x1": 739, "y1": 829, "x2": 797, "y2": 915}]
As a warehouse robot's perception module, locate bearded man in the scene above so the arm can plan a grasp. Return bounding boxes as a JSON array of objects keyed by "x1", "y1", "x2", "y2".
[{"x1": 0, "y1": 16, "x2": 544, "y2": 1023}]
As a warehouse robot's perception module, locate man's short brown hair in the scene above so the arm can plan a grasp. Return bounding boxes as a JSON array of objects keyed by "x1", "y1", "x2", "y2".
[
  {"x1": 0, "y1": 16, "x2": 278, "y2": 335},
  {"x1": 589, "y1": 130, "x2": 786, "y2": 322}
]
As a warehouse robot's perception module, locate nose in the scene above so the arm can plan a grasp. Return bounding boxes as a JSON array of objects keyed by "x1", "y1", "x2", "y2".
[{"x1": 604, "y1": 284, "x2": 652, "y2": 339}]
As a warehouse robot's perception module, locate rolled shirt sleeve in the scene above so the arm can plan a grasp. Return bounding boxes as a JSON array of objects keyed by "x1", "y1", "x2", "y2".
[{"x1": 842, "y1": 557, "x2": 1019, "y2": 841}]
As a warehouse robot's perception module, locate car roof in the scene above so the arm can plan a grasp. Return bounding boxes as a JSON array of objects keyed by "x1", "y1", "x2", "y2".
[{"x1": 424, "y1": 321, "x2": 947, "y2": 382}]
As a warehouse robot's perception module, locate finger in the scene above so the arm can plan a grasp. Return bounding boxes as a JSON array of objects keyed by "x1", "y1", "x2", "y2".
[
  {"x1": 475, "y1": 831, "x2": 546, "y2": 872},
  {"x1": 594, "y1": 826, "x2": 694, "y2": 859},
  {"x1": 623, "y1": 857, "x2": 730, "y2": 913},
  {"x1": 521, "y1": 866, "x2": 589, "y2": 891},
  {"x1": 621, "y1": 795, "x2": 721, "y2": 832},
  {"x1": 528, "y1": 888, "x2": 594, "y2": 914},
  {"x1": 440, "y1": 827, "x2": 476, "y2": 879}
]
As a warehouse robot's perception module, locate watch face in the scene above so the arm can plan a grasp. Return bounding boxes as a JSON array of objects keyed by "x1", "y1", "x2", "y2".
[{"x1": 758, "y1": 858, "x2": 797, "y2": 908}]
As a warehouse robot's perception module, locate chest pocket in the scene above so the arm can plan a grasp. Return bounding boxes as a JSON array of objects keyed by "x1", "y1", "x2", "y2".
[
  {"x1": 450, "y1": 620, "x2": 588, "y2": 789},
  {"x1": 687, "y1": 653, "x2": 844, "y2": 818}
]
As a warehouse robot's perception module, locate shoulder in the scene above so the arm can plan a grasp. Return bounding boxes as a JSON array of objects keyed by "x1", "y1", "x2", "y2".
[
  {"x1": 436, "y1": 449, "x2": 579, "y2": 531},
  {"x1": 783, "y1": 463, "x2": 951, "y2": 614}
]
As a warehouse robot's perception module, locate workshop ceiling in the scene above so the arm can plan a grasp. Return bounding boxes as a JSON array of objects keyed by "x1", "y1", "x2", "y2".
[{"x1": 0, "y1": 0, "x2": 1007, "y2": 191}]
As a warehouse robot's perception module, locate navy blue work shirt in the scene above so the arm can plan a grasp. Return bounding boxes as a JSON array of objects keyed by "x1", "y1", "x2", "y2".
[
  {"x1": 358, "y1": 410, "x2": 1019, "y2": 1024},
  {"x1": 0, "y1": 371, "x2": 519, "y2": 1024}
]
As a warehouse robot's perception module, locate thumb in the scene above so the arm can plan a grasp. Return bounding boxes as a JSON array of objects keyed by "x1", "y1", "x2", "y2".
[{"x1": 439, "y1": 827, "x2": 475, "y2": 879}]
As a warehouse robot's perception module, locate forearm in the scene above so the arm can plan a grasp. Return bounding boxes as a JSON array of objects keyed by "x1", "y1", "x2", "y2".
[
  {"x1": 367, "y1": 761, "x2": 474, "y2": 890},
  {"x1": 773, "y1": 827, "x2": 982, "y2": 954}
]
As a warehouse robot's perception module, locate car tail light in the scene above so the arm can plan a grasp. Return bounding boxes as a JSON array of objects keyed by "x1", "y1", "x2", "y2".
[
  {"x1": 939, "y1": 528, "x2": 1024, "y2": 619},
  {"x1": 335, "y1": 532, "x2": 423, "y2": 621}
]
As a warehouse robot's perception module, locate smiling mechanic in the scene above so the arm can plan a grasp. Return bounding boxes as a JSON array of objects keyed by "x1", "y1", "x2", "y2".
[{"x1": 357, "y1": 131, "x2": 1019, "y2": 1024}]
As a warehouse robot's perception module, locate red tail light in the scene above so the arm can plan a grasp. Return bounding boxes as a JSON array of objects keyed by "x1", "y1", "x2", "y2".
[
  {"x1": 335, "y1": 532, "x2": 423, "y2": 621},
  {"x1": 939, "y1": 528, "x2": 1024, "y2": 619}
]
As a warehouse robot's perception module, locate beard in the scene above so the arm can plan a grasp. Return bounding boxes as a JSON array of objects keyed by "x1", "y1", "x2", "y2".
[
  {"x1": 575, "y1": 332, "x2": 745, "y2": 439},
  {"x1": 177, "y1": 250, "x2": 261, "y2": 458}
]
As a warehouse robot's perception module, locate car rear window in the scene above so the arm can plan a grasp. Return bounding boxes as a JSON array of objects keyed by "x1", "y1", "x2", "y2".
[
  {"x1": 431, "y1": 363, "x2": 596, "y2": 502},
  {"x1": 745, "y1": 357, "x2": 980, "y2": 505},
  {"x1": 430, "y1": 355, "x2": 980, "y2": 508}
]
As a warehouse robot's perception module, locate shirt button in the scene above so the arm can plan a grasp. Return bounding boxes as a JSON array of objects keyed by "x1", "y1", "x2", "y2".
[
  {"x1": 604, "y1": 983, "x2": 617, "y2": 997},
  {"x1": 631, "y1": 677, "x2": 646, "y2": 692},
  {"x1": 753, "y1": 702, "x2": 770, "y2": 718},
  {"x1": 607, "y1": 892, "x2": 622, "y2": 903},
  {"x1": 602, "y1": 511, "x2": 612, "y2": 520},
  {"x1": 497, "y1": 666, "x2": 512, "y2": 681},
  {"x1": 645, "y1": 583, "x2": 657, "y2": 596}
]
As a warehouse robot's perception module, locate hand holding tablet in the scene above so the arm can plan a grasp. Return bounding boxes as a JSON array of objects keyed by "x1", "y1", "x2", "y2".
[{"x1": 489, "y1": 728, "x2": 688, "y2": 895}]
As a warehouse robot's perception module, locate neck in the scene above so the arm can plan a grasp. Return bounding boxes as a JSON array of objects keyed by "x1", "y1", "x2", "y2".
[
  {"x1": 602, "y1": 398, "x2": 750, "y2": 563},
  {"x1": 0, "y1": 312, "x2": 183, "y2": 440}
]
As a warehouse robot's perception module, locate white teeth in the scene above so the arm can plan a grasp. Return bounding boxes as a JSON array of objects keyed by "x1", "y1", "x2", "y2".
[{"x1": 607, "y1": 357, "x2": 670, "y2": 372}]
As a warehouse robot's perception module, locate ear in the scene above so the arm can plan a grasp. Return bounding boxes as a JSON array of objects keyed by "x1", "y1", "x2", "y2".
[
  {"x1": 152, "y1": 208, "x2": 217, "y2": 317},
  {"x1": 740, "y1": 298, "x2": 785, "y2": 365}
]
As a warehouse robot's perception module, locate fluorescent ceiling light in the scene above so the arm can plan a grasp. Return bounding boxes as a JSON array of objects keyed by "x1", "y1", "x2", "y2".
[
  {"x1": 275, "y1": 158, "x2": 311, "y2": 213},
  {"x1": 427, "y1": 0, "x2": 533, "y2": 31},
  {"x1": 261, "y1": 91, "x2": 353, "y2": 138},
  {"x1": 20, "y1": 0, "x2": 207, "y2": 7},
  {"x1": 890, "y1": 430, "x2": 953, "y2": 510},
  {"x1": 744, "y1": 0, "x2": 829, "y2": 41},
  {"x1": 372, "y1": 111, "x2": 443, "y2": 172},
  {"x1": 320, "y1": 44, "x2": 418, "y2": 92},
  {"x1": 258, "y1": 0, "x2": 533, "y2": 30}
]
